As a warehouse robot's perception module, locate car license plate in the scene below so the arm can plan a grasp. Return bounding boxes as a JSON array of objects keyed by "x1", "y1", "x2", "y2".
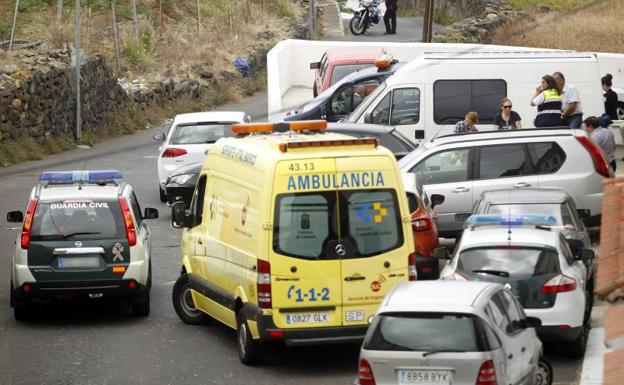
[
  {"x1": 399, "y1": 370, "x2": 452, "y2": 385},
  {"x1": 285, "y1": 312, "x2": 329, "y2": 324},
  {"x1": 57, "y1": 256, "x2": 100, "y2": 269}
]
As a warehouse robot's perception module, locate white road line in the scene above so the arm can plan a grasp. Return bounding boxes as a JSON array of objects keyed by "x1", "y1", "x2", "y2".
[{"x1": 579, "y1": 327, "x2": 610, "y2": 385}]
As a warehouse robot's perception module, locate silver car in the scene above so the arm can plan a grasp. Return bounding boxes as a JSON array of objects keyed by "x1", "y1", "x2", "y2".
[{"x1": 357, "y1": 281, "x2": 552, "y2": 385}]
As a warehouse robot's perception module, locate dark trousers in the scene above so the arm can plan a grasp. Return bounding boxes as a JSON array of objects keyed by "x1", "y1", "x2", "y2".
[
  {"x1": 611, "y1": 160, "x2": 617, "y2": 172},
  {"x1": 383, "y1": 9, "x2": 397, "y2": 34}
]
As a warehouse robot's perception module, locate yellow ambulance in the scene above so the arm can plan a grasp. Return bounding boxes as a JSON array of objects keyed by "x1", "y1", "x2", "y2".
[{"x1": 170, "y1": 120, "x2": 416, "y2": 365}]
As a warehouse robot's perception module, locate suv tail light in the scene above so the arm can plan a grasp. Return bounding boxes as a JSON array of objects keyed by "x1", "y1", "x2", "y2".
[
  {"x1": 358, "y1": 359, "x2": 376, "y2": 385},
  {"x1": 408, "y1": 252, "x2": 417, "y2": 281},
  {"x1": 20, "y1": 199, "x2": 38, "y2": 249},
  {"x1": 412, "y1": 216, "x2": 432, "y2": 232},
  {"x1": 542, "y1": 274, "x2": 577, "y2": 294},
  {"x1": 118, "y1": 197, "x2": 137, "y2": 246},
  {"x1": 162, "y1": 147, "x2": 188, "y2": 158},
  {"x1": 257, "y1": 259, "x2": 272, "y2": 309},
  {"x1": 575, "y1": 135, "x2": 612, "y2": 178},
  {"x1": 476, "y1": 360, "x2": 496, "y2": 385}
]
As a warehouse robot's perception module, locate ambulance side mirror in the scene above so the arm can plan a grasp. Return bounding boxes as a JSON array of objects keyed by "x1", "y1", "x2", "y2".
[
  {"x1": 7, "y1": 211, "x2": 23, "y2": 223},
  {"x1": 171, "y1": 202, "x2": 192, "y2": 228}
]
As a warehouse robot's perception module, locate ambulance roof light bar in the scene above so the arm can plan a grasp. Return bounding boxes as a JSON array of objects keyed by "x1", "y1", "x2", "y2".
[
  {"x1": 39, "y1": 170, "x2": 124, "y2": 186},
  {"x1": 375, "y1": 53, "x2": 395, "y2": 69},
  {"x1": 279, "y1": 138, "x2": 379, "y2": 152},
  {"x1": 231, "y1": 120, "x2": 327, "y2": 136}
]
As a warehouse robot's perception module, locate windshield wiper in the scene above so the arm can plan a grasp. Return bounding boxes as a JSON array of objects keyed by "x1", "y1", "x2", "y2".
[
  {"x1": 422, "y1": 348, "x2": 467, "y2": 357},
  {"x1": 63, "y1": 231, "x2": 101, "y2": 239},
  {"x1": 472, "y1": 269, "x2": 510, "y2": 278}
]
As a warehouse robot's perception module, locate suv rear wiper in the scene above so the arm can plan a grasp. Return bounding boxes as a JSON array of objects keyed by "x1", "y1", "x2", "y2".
[
  {"x1": 422, "y1": 348, "x2": 467, "y2": 357},
  {"x1": 472, "y1": 269, "x2": 510, "y2": 278},
  {"x1": 63, "y1": 232, "x2": 101, "y2": 239}
]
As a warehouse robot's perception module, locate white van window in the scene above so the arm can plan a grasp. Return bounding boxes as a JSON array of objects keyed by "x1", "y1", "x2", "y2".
[
  {"x1": 390, "y1": 88, "x2": 420, "y2": 125},
  {"x1": 433, "y1": 80, "x2": 507, "y2": 124},
  {"x1": 478, "y1": 144, "x2": 530, "y2": 179},
  {"x1": 411, "y1": 148, "x2": 471, "y2": 185}
]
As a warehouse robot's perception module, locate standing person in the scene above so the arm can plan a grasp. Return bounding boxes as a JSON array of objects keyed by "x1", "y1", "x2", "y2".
[
  {"x1": 454, "y1": 111, "x2": 479, "y2": 133},
  {"x1": 583, "y1": 116, "x2": 616, "y2": 171},
  {"x1": 553, "y1": 71, "x2": 583, "y2": 128},
  {"x1": 494, "y1": 98, "x2": 522, "y2": 129},
  {"x1": 603, "y1": 74, "x2": 619, "y2": 120},
  {"x1": 531, "y1": 75, "x2": 563, "y2": 127},
  {"x1": 383, "y1": 0, "x2": 398, "y2": 35}
]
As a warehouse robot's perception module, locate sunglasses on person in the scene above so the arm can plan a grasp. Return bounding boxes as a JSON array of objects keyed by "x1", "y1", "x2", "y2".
[{"x1": 502, "y1": 105, "x2": 512, "y2": 109}]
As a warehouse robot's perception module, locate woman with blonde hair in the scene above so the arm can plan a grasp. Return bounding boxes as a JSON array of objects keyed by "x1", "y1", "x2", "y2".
[
  {"x1": 494, "y1": 98, "x2": 522, "y2": 129},
  {"x1": 454, "y1": 111, "x2": 479, "y2": 133}
]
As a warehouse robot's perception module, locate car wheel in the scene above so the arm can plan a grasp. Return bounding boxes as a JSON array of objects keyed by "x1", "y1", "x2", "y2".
[
  {"x1": 535, "y1": 355, "x2": 553, "y2": 385},
  {"x1": 159, "y1": 185, "x2": 167, "y2": 203},
  {"x1": 565, "y1": 325, "x2": 588, "y2": 358},
  {"x1": 132, "y1": 293, "x2": 150, "y2": 317},
  {"x1": 172, "y1": 274, "x2": 211, "y2": 325},
  {"x1": 11, "y1": 283, "x2": 31, "y2": 322},
  {"x1": 237, "y1": 309, "x2": 263, "y2": 365}
]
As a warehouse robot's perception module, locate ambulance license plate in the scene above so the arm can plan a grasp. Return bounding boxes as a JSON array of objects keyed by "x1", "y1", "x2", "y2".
[
  {"x1": 399, "y1": 370, "x2": 452, "y2": 385},
  {"x1": 285, "y1": 312, "x2": 329, "y2": 324},
  {"x1": 57, "y1": 256, "x2": 100, "y2": 269}
]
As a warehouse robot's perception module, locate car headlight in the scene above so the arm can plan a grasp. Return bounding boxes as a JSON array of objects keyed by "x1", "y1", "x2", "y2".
[{"x1": 170, "y1": 174, "x2": 194, "y2": 185}]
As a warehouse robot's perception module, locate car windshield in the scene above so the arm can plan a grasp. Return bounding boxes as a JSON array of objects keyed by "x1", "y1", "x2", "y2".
[
  {"x1": 31, "y1": 200, "x2": 125, "y2": 241},
  {"x1": 330, "y1": 63, "x2": 373, "y2": 85},
  {"x1": 345, "y1": 82, "x2": 387, "y2": 123},
  {"x1": 364, "y1": 312, "x2": 480, "y2": 352},
  {"x1": 458, "y1": 247, "x2": 560, "y2": 279},
  {"x1": 171, "y1": 122, "x2": 235, "y2": 144},
  {"x1": 486, "y1": 203, "x2": 568, "y2": 226}
]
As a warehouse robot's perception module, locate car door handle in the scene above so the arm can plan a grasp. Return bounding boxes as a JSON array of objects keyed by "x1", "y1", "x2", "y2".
[
  {"x1": 451, "y1": 187, "x2": 470, "y2": 193},
  {"x1": 513, "y1": 182, "x2": 531, "y2": 188},
  {"x1": 344, "y1": 275, "x2": 366, "y2": 282},
  {"x1": 508, "y1": 354, "x2": 514, "y2": 360},
  {"x1": 521, "y1": 346, "x2": 526, "y2": 353}
]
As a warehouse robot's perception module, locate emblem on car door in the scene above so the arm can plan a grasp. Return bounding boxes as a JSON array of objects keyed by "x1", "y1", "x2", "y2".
[
  {"x1": 504, "y1": 283, "x2": 512, "y2": 290},
  {"x1": 335, "y1": 244, "x2": 346, "y2": 256},
  {"x1": 74, "y1": 241, "x2": 82, "y2": 248}
]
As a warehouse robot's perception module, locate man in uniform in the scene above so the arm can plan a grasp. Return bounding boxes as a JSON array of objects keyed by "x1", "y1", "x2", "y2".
[{"x1": 383, "y1": 0, "x2": 398, "y2": 35}]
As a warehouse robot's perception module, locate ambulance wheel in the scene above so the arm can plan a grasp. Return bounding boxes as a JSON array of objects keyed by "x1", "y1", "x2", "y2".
[
  {"x1": 237, "y1": 310, "x2": 263, "y2": 366},
  {"x1": 132, "y1": 291, "x2": 150, "y2": 317},
  {"x1": 172, "y1": 274, "x2": 210, "y2": 325},
  {"x1": 159, "y1": 185, "x2": 167, "y2": 203}
]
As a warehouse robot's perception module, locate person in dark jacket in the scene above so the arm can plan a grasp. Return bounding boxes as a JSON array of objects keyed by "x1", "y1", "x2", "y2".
[
  {"x1": 383, "y1": 0, "x2": 398, "y2": 35},
  {"x1": 602, "y1": 74, "x2": 619, "y2": 120}
]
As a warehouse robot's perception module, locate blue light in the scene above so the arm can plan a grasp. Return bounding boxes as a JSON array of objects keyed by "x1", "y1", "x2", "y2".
[
  {"x1": 466, "y1": 214, "x2": 557, "y2": 227},
  {"x1": 39, "y1": 170, "x2": 123, "y2": 185}
]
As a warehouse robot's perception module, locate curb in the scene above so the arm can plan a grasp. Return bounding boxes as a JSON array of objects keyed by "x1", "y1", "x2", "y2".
[{"x1": 579, "y1": 327, "x2": 609, "y2": 385}]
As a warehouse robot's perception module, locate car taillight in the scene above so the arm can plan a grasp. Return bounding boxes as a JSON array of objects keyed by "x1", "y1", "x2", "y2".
[
  {"x1": 257, "y1": 259, "x2": 272, "y2": 309},
  {"x1": 408, "y1": 252, "x2": 417, "y2": 281},
  {"x1": 576, "y1": 135, "x2": 612, "y2": 178},
  {"x1": 118, "y1": 197, "x2": 137, "y2": 246},
  {"x1": 412, "y1": 216, "x2": 432, "y2": 232},
  {"x1": 358, "y1": 359, "x2": 376, "y2": 385},
  {"x1": 20, "y1": 199, "x2": 38, "y2": 249},
  {"x1": 542, "y1": 274, "x2": 576, "y2": 294},
  {"x1": 161, "y1": 147, "x2": 188, "y2": 157},
  {"x1": 476, "y1": 360, "x2": 496, "y2": 385}
]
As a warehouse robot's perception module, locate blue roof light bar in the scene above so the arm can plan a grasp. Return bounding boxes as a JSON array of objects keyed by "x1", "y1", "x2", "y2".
[
  {"x1": 39, "y1": 170, "x2": 123, "y2": 186},
  {"x1": 465, "y1": 214, "x2": 557, "y2": 228}
]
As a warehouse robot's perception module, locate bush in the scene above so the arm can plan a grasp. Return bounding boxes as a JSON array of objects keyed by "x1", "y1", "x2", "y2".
[
  {"x1": 269, "y1": 0, "x2": 295, "y2": 18},
  {"x1": 433, "y1": 8, "x2": 456, "y2": 26},
  {"x1": 121, "y1": 26, "x2": 154, "y2": 69}
]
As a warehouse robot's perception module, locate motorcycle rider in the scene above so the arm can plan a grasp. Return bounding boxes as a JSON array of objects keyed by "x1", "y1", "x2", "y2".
[{"x1": 383, "y1": 0, "x2": 398, "y2": 35}]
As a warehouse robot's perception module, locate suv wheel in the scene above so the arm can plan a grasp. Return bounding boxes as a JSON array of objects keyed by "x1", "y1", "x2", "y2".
[
  {"x1": 132, "y1": 291, "x2": 150, "y2": 317},
  {"x1": 11, "y1": 283, "x2": 31, "y2": 322},
  {"x1": 172, "y1": 274, "x2": 211, "y2": 325},
  {"x1": 159, "y1": 185, "x2": 167, "y2": 203},
  {"x1": 565, "y1": 325, "x2": 588, "y2": 358},
  {"x1": 237, "y1": 309, "x2": 263, "y2": 366},
  {"x1": 535, "y1": 355, "x2": 553, "y2": 385}
]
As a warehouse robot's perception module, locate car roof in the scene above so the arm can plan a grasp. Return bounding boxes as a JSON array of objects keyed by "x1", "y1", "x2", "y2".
[
  {"x1": 326, "y1": 123, "x2": 395, "y2": 134},
  {"x1": 380, "y1": 281, "x2": 497, "y2": 314},
  {"x1": 427, "y1": 127, "x2": 585, "y2": 147},
  {"x1": 459, "y1": 226, "x2": 561, "y2": 248},
  {"x1": 38, "y1": 185, "x2": 122, "y2": 201},
  {"x1": 172, "y1": 111, "x2": 247, "y2": 125},
  {"x1": 323, "y1": 47, "x2": 385, "y2": 61},
  {"x1": 478, "y1": 188, "x2": 571, "y2": 204},
  {"x1": 335, "y1": 62, "x2": 400, "y2": 83}
]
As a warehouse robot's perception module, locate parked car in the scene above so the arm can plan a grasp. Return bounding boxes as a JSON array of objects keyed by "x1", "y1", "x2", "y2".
[
  {"x1": 398, "y1": 128, "x2": 612, "y2": 238},
  {"x1": 164, "y1": 161, "x2": 201, "y2": 205},
  {"x1": 153, "y1": 111, "x2": 251, "y2": 202},
  {"x1": 402, "y1": 173, "x2": 444, "y2": 279},
  {"x1": 281, "y1": 60, "x2": 401, "y2": 123},
  {"x1": 358, "y1": 281, "x2": 551, "y2": 385},
  {"x1": 437, "y1": 215, "x2": 594, "y2": 357},
  {"x1": 326, "y1": 123, "x2": 415, "y2": 160},
  {"x1": 310, "y1": 46, "x2": 385, "y2": 97}
]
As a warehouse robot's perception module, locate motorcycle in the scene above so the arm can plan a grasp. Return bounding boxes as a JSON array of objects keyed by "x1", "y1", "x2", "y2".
[{"x1": 349, "y1": 0, "x2": 385, "y2": 35}]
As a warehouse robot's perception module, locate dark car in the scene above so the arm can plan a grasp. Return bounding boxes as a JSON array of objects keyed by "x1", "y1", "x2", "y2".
[
  {"x1": 164, "y1": 162, "x2": 202, "y2": 206},
  {"x1": 279, "y1": 61, "x2": 401, "y2": 123},
  {"x1": 326, "y1": 123, "x2": 416, "y2": 160}
]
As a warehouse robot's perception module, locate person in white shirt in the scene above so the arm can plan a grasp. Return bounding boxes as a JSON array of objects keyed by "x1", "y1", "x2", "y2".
[{"x1": 553, "y1": 71, "x2": 583, "y2": 128}]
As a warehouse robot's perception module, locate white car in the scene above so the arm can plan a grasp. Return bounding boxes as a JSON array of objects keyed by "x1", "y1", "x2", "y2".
[
  {"x1": 153, "y1": 111, "x2": 250, "y2": 202},
  {"x1": 436, "y1": 215, "x2": 594, "y2": 358},
  {"x1": 359, "y1": 281, "x2": 551, "y2": 385}
]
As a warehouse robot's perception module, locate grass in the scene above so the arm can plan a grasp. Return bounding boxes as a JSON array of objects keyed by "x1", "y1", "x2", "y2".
[
  {"x1": 491, "y1": 0, "x2": 624, "y2": 53},
  {"x1": 508, "y1": 0, "x2": 589, "y2": 11},
  {"x1": 433, "y1": 8, "x2": 457, "y2": 26}
]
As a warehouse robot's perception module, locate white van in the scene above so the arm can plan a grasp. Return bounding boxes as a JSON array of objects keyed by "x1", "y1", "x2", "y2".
[{"x1": 344, "y1": 51, "x2": 605, "y2": 144}]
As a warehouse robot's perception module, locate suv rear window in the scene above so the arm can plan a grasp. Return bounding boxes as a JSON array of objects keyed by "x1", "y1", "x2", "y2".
[
  {"x1": 458, "y1": 247, "x2": 560, "y2": 278},
  {"x1": 31, "y1": 200, "x2": 125, "y2": 241},
  {"x1": 274, "y1": 189, "x2": 403, "y2": 259},
  {"x1": 172, "y1": 123, "x2": 234, "y2": 144},
  {"x1": 527, "y1": 142, "x2": 566, "y2": 174},
  {"x1": 364, "y1": 313, "x2": 479, "y2": 352}
]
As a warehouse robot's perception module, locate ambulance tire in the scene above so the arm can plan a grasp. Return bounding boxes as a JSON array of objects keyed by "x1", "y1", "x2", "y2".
[
  {"x1": 172, "y1": 274, "x2": 211, "y2": 325},
  {"x1": 237, "y1": 310, "x2": 263, "y2": 366}
]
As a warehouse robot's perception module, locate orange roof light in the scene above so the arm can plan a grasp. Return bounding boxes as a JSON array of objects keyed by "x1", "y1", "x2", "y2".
[
  {"x1": 280, "y1": 138, "x2": 379, "y2": 152},
  {"x1": 232, "y1": 120, "x2": 328, "y2": 136},
  {"x1": 375, "y1": 53, "x2": 394, "y2": 69},
  {"x1": 288, "y1": 120, "x2": 327, "y2": 132},
  {"x1": 232, "y1": 122, "x2": 274, "y2": 136}
]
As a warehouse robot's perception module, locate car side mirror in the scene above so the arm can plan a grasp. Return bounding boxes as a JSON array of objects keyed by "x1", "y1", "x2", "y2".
[
  {"x1": 143, "y1": 207, "x2": 159, "y2": 220},
  {"x1": 171, "y1": 201, "x2": 193, "y2": 228},
  {"x1": 7, "y1": 211, "x2": 23, "y2": 223},
  {"x1": 523, "y1": 316, "x2": 542, "y2": 329},
  {"x1": 309, "y1": 61, "x2": 321, "y2": 70},
  {"x1": 577, "y1": 209, "x2": 590, "y2": 219},
  {"x1": 430, "y1": 194, "x2": 445, "y2": 208},
  {"x1": 152, "y1": 132, "x2": 165, "y2": 141},
  {"x1": 432, "y1": 247, "x2": 450, "y2": 260},
  {"x1": 577, "y1": 248, "x2": 595, "y2": 262},
  {"x1": 364, "y1": 112, "x2": 372, "y2": 124}
]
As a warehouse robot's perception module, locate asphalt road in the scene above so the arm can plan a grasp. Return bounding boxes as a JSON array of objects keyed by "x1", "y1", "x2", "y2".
[
  {"x1": 0, "y1": 91, "x2": 582, "y2": 384},
  {"x1": 337, "y1": 16, "x2": 446, "y2": 42}
]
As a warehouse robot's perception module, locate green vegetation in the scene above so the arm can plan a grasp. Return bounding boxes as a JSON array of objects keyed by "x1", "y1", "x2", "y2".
[
  {"x1": 269, "y1": 0, "x2": 295, "y2": 18},
  {"x1": 121, "y1": 26, "x2": 155, "y2": 69},
  {"x1": 508, "y1": 0, "x2": 588, "y2": 11},
  {"x1": 433, "y1": 8, "x2": 457, "y2": 26}
]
